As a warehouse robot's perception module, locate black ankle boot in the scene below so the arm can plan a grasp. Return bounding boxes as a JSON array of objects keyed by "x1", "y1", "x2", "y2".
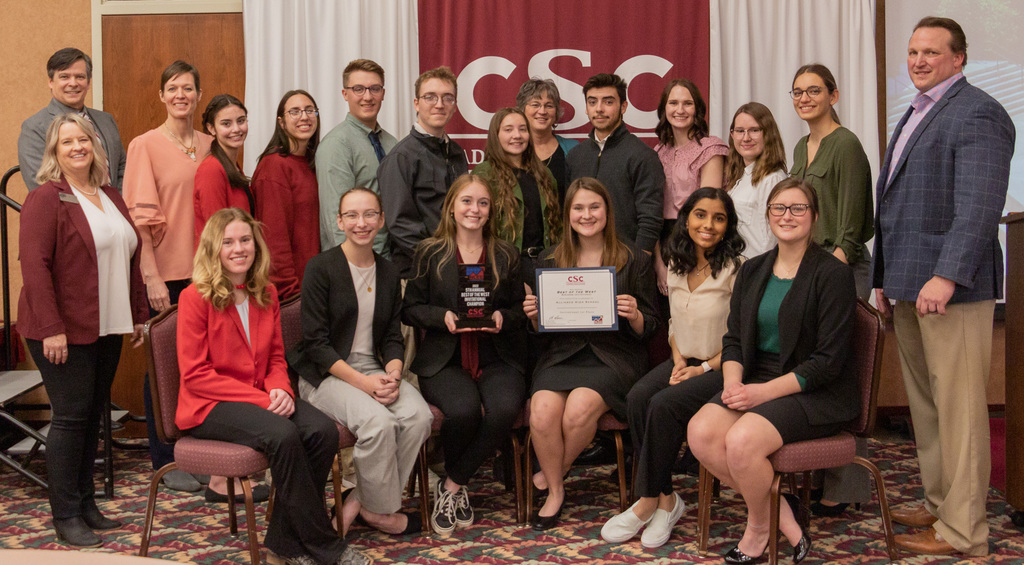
[
  {"x1": 54, "y1": 516, "x2": 103, "y2": 547},
  {"x1": 81, "y1": 504, "x2": 122, "y2": 530}
]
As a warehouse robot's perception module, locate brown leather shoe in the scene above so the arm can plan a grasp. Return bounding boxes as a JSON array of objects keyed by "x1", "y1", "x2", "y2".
[
  {"x1": 891, "y1": 503, "x2": 937, "y2": 528},
  {"x1": 895, "y1": 527, "x2": 956, "y2": 555}
]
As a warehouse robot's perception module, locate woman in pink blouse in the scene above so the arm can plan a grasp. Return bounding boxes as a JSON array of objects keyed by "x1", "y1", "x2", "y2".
[{"x1": 652, "y1": 79, "x2": 728, "y2": 295}]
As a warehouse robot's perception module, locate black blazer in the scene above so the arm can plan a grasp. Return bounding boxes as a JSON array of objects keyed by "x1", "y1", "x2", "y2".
[
  {"x1": 287, "y1": 246, "x2": 404, "y2": 388},
  {"x1": 722, "y1": 243, "x2": 857, "y2": 426},
  {"x1": 403, "y1": 240, "x2": 527, "y2": 377},
  {"x1": 533, "y1": 243, "x2": 660, "y2": 382}
]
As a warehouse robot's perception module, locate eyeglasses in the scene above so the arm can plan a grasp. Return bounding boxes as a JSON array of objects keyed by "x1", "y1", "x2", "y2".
[
  {"x1": 768, "y1": 203, "x2": 811, "y2": 216},
  {"x1": 789, "y1": 87, "x2": 824, "y2": 100},
  {"x1": 340, "y1": 211, "x2": 381, "y2": 222},
  {"x1": 418, "y1": 93, "x2": 456, "y2": 106},
  {"x1": 285, "y1": 107, "x2": 319, "y2": 118},
  {"x1": 346, "y1": 84, "x2": 383, "y2": 96},
  {"x1": 731, "y1": 127, "x2": 762, "y2": 138},
  {"x1": 526, "y1": 101, "x2": 557, "y2": 111}
]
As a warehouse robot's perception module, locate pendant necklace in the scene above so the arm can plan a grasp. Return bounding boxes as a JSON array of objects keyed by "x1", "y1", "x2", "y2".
[{"x1": 164, "y1": 124, "x2": 197, "y2": 161}]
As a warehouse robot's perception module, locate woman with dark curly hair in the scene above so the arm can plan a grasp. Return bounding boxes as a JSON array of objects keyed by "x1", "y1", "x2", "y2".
[{"x1": 601, "y1": 187, "x2": 744, "y2": 548}]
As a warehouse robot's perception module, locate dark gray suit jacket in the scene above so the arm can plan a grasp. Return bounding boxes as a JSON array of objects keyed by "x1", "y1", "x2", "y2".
[
  {"x1": 18, "y1": 98, "x2": 127, "y2": 191},
  {"x1": 871, "y1": 77, "x2": 1015, "y2": 303}
]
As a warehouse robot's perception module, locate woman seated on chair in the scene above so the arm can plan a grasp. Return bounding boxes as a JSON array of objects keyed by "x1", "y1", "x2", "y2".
[
  {"x1": 524, "y1": 177, "x2": 659, "y2": 531},
  {"x1": 176, "y1": 207, "x2": 368, "y2": 565},
  {"x1": 288, "y1": 187, "x2": 432, "y2": 537},
  {"x1": 686, "y1": 177, "x2": 857, "y2": 564},
  {"x1": 601, "y1": 187, "x2": 745, "y2": 548},
  {"x1": 403, "y1": 174, "x2": 527, "y2": 536}
]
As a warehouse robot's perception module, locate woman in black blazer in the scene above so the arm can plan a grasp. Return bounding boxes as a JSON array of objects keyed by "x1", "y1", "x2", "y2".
[
  {"x1": 687, "y1": 177, "x2": 857, "y2": 564},
  {"x1": 403, "y1": 174, "x2": 527, "y2": 536},
  {"x1": 523, "y1": 177, "x2": 659, "y2": 530},
  {"x1": 288, "y1": 187, "x2": 433, "y2": 537}
]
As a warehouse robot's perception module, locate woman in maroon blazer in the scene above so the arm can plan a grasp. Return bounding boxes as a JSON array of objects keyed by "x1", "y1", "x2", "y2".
[
  {"x1": 18, "y1": 114, "x2": 148, "y2": 547},
  {"x1": 175, "y1": 207, "x2": 368, "y2": 565}
]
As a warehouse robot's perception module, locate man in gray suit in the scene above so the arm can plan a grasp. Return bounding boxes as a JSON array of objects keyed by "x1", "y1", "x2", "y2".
[
  {"x1": 18, "y1": 47, "x2": 126, "y2": 191},
  {"x1": 872, "y1": 16, "x2": 1014, "y2": 557}
]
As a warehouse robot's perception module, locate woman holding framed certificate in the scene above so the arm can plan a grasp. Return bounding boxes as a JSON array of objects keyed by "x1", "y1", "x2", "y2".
[
  {"x1": 601, "y1": 187, "x2": 745, "y2": 548},
  {"x1": 686, "y1": 178, "x2": 857, "y2": 563},
  {"x1": 523, "y1": 177, "x2": 659, "y2": 530},
  {"x1": 403, "y1": 174, "x2": 528, "y2": 536}
]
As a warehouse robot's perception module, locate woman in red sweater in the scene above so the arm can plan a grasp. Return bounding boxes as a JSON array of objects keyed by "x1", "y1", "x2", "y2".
[
  {"x1": 177, "y1": 207, "x2": 369, "y2": 565},
  {"x1": 193, "y1": 94, "x2": 253, "y2": 245},
  {"x1": 251, "y1": 89, "x2": 322, "y2": 299}
]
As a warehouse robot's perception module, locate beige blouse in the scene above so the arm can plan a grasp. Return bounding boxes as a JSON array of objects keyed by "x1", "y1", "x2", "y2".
[{"x1": 666, "y1": 259, "x2": 741, "y2": 361}]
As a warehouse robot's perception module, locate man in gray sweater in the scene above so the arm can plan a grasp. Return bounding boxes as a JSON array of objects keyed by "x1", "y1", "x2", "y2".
[{"x1": 566, "y1": 73, "x2": 664, "y2": 254}]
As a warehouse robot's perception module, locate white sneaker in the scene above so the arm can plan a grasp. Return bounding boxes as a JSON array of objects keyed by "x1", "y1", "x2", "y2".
[
  {"x1": 640, "y1": 492, "x2": 685, "y2": 549},
  {"x1": 601, "y1": 500, "x2": 654, "y2": 543}
]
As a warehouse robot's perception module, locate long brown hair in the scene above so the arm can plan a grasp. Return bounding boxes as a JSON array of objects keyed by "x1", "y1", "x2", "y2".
[
  {"x1": 792, "y1": 64, "x2": 841, "y2": 125},
  {"x1": 724, "y1": 102, "x2": 787, "y2": 190},
  {"x1": 655, "y1": 78, "x2": 709, "y2": 146},
  {"x1": 482, "y1": 107, "x2": 561, "y2": 245},
  {"x1": 193, "y1": 207, "x2": 272, "y2": 310},
  {"x1": 414, "y1": 174, "x2": 517, "y2": 290},
  {"x1": 552, "y1": 177, "x2": 631, "y2": 270}
]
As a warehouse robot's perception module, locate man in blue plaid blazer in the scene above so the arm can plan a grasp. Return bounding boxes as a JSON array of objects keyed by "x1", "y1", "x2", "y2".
[{"x1": 872, "y1": 16, "x2": 1015, "y2": 557}]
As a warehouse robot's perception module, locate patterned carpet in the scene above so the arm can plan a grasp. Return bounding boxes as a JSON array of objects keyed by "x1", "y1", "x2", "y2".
[{"x1": 1, "y1": 437, "x2": 1022, "y2": 564}]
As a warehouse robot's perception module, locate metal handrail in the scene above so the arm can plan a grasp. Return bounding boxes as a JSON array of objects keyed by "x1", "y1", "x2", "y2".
[{"x1": 0, "y1": 166, "x2": 23, "y2": 371}]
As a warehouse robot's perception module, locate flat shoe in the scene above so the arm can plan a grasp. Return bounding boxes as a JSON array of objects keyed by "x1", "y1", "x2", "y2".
[
  {"x1": 894, "y1": 526, "x2": 956, "y2": 555},
  {"x1": 891, "y1": 503, "x2": 938, "y2": 528},
  {"x1": 600, "y1": 500, "x2": 653, "y2": 543},
  {"x1": 641, "y1": 492, "x2": 685, "y2": 549},
  {"x1": 810, "y1": 500, "x2": 849, "y2": 517},
  {"x1": 205, "y1": 483, "x2": 271, "y2": 503},
  {"x1": 162, "y1": 469, "x2": 202, "y2": 492},
  {"x1": 358, "y1": 510, "x2": 422, "y2": 536}
]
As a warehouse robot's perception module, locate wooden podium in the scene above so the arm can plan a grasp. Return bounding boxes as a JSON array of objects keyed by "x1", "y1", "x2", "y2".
[{"x1": 1002, "y1": 213, "x2": 1024, "y2": 526}]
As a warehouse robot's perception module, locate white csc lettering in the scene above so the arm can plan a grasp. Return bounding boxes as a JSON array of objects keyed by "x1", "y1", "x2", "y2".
[{"x1": 456, "y1": 50, "x2": 672, "y2": 131}]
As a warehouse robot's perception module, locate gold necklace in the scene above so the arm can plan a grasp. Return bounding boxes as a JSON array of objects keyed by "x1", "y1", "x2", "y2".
[
  {"x1": 776, "y1": 260, "x2": 799, "y2": 279},
  {"x1": 351, "y1": 263, "x2": 376, "y2": 293},
  {"x1": 164, "y1": 124, "x2": 197, "y2": 161},
  {"x1": 694, "y1": 262, "x2": 711, "y2": 277}
]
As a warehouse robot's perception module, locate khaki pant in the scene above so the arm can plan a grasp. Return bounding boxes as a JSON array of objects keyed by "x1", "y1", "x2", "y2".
[{"x1": 893, "y1": 300, "x2": 993, "y2": 556}]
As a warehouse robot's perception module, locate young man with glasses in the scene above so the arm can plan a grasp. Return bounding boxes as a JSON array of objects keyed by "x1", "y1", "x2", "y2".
[
  {"x1": 317, "y1": 59, "x2": 398, "y2": 253},
  {"x1": 378, "y1": 66, "x2": 469, "y2": 278}
]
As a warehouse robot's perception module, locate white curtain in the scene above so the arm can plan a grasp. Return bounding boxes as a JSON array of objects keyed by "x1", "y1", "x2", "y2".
[
  {"x1": 709, "y1": 0, "x2": 879, "y2": 177},
  {"x1": 242, "y1": 0, "x2": 419, "y2": 174}
]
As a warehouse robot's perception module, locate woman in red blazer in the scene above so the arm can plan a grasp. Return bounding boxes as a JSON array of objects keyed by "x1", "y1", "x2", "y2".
[
  {"x1": 176, "y1": 207, "x2": 368, "y2": 565},
  {"x1": 18, "y1": 114, "x2": 147, "y2": 547}
]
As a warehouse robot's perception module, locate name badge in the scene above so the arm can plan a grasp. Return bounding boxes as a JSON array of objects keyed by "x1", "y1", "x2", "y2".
[{"x1": 58, "y1": 193, "x2": 80, "y2": 204}]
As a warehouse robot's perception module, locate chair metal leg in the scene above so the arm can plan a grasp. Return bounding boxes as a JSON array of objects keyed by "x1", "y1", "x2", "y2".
[
  {"x1": 227, "y1": 477, "x2": 239, "y2": 535},
  {"x1": 629, "y1": 452, "x2": 638, "y2": 503},
  {"x1": 331, "y1": 454, "x2": 343, "y2": 536},
  {"x1": 418, "y1": 443, "x2": 431, "y2": 534},
  {"x1": 266, "y1": 485, "x2": 276, "y2": 525},
  {"x1": 697, "y1": 464, "x2": 712, "y2": 555},
  {"x1": 510, "y1": 433, "x2": 524, "y2": 524},
  {"x1": 239, "y1": 476, "x2": 262, "y2": 564},
  {"x1": 769, "y1": 474, "x2": 782, "y2": 565},
  {"x1": 102, "y1": 398, "x2": 114, "y2": 499},
  {"x1": 854, "y1": 455, "x2": 897, "y2": 560},
  {"x1": 612, "y1": 430, "x2": 628, "y2": 512},
  {"x1": 524, "y1": 431, "x2": 534, "y2": 521},
  {"x1": 139, "y1": 463, "x2": 176, "y2": 557}
]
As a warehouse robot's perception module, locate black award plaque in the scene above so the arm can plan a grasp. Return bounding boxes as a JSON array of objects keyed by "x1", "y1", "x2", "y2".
[{"x1": 456, "y1": 263, "x2": 495, "y2": 328}]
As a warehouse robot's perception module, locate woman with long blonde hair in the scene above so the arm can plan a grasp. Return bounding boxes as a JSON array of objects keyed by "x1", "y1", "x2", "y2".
[
  {"x1": 403, "y1": 174, "x2": 527, "y2": 536},
  {"x1": 176, "y1": 208, "x2": 369, "y2": 565},
  {"x1": 524, "y1": 177, "x2": 659, "y2": 530}
]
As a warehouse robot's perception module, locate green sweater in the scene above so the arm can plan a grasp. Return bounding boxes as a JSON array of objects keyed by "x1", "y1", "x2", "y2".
[
  {"x1": 473, "y1": 160, "x2": 555, "y2": 250},
  {"x1": 791, "y1": 127, "x2": 873, "y2": 264}
]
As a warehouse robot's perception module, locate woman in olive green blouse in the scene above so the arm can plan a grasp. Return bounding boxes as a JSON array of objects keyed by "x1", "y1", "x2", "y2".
[{"x1": 789, "y1": 63, "x2": 872, "y2": 300}]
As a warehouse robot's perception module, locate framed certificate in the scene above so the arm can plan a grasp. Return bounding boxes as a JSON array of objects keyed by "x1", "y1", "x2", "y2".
[{"x1": 536, "y1": 267, "x2": 618, "y2": 332}]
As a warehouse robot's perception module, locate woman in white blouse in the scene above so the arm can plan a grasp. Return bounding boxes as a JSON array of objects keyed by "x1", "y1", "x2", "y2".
[
  {"x1": 724, "y1": 102, "x2": 788, "y2": 258},
  {"x1": 600, "y1": 187, "x2": 744, "y2": 548}
]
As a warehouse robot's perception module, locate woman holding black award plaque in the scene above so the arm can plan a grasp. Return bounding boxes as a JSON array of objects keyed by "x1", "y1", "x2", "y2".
[
  {"x1": 523, "y1": 177, "x2": 659, "y2": 530},
  {"x1": 403, "y1": 173, "x2": 527, "y2": 536}
]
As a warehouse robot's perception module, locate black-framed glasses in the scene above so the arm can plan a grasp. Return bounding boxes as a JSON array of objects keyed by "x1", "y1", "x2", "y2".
[
  {"x1": 419, "y1": 93, "x2": 456, "y2": 106},
  {"x1": 285, "y1": 107, "x2": 319, "y2": 118},
  {"x1": 768, "y1": 203, "x2": 811, "y2": 216},
  {"x1": 346, "y1": 84, "x2": 383, "y2": 96},
  {"x1": 789, "y1": 87, "x2": 824, "y2": 100}
]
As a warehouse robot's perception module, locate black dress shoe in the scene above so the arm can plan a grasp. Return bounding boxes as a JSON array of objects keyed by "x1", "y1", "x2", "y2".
[
  {"x1": 792, "y1": 530, "x2": 811, "y2": 564},
  {"x1": 81, "y1": 505, "x2": 121, "y2": 530},
  {"x1": 810, "y1": 500, "x2": 849, "y2": 517},
  {"x1": 54, "y1": 517, "x2": 103, "y2": 547},
  {"x1": 205, "y1": 483, "x2": 271, "y2": 504},
  {"x1": 782, "y1": 493, "x2": 812, "y2": 563},
  {"x1": 723, "y1": 542, "x2": 766, "y2": 564},
  {"x1": 531, "y1": 504, "x2": 563, "y2": 531}
]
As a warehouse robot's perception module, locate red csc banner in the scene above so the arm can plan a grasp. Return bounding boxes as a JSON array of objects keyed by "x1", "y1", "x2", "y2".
[{"x1": 417, "y1": 0, "x2": 711, "y2": 165}]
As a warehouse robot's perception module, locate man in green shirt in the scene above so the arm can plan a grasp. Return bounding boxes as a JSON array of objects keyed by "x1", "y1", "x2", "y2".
[{"x1": 316, "y1": 59, "x2": 398, "y2": 252}]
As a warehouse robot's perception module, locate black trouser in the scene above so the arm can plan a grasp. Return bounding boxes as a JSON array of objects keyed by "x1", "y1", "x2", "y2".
[
  {"x1": 144, "y1": 278, "x2": 190, "y2": 469},
  {"x1": 188, "y1": 399, "x2": 345, "y2": 563},
  {"x1": 419, "y1": 359, "x2": 526, "y2": 486},
  {"x1": 28, "y1": 335, "x2": 122, "y2": 520},
  {"x1": 627, "y1": 358, "x2": 723, "y2": 498}
]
